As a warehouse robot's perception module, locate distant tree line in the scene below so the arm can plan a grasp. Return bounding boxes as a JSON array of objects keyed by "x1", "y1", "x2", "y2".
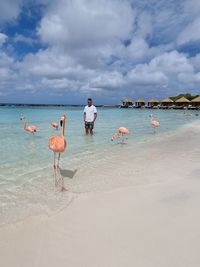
[{"x1": 170, "y1": 93, "x2": 199, "y2": 101}]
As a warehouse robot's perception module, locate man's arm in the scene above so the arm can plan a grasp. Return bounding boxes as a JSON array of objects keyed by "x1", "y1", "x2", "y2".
[
  {"x1": 93, "y1": 113, "x2": 97, "y2": 122},
  {"x1": 84, "y1": 112, "x2": 86, "y2": 122},
  {"x1": 93, "y1": 106, "x2": 97, "y2": 122}
]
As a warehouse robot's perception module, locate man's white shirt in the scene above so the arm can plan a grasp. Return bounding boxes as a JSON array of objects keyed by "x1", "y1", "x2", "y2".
[{"x1": 84, "y1": 105, "x2": 97, "y2": 122}]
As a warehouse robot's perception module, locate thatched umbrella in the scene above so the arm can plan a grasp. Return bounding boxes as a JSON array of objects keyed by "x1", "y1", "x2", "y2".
[
  {"x1": 135, "y1": 98, "x2": 145, "y2": 108},
  {"x1": 121, "y1": 98, "x2": 133, "y2": 107},
  {"x1": 161, "y1": 97, "x2": 174, "y2": 103},
  {"x1": 175, "y1": 97, "x2": 190, "y2": 107},
  {"x1": 175, "y1": 96, "x2": 190, "y2": 103},
  {"x1": 147, "y1": 98, "x2": 159, "y2": 107},
  {"x1": 160, "y1": 97, "x2": 174, "y2": 108},
  {"x1": 191, "y1": 96, "x2": 200, "y2": 107}
]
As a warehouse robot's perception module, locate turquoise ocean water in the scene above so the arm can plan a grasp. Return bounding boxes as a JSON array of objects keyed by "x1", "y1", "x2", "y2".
[{"x1": 0, "y1": 106, "x2": 199, "y2": 225}]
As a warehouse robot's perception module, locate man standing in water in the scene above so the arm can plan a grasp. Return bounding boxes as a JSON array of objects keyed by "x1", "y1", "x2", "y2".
[{"x1": 84, "y1": 98, "x2": 97, "y2": 135}]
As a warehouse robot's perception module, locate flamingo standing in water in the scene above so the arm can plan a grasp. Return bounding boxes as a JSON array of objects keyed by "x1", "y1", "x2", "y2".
[
  {"x1": 49, "y1": 114, "x2": 67, "y2": 191},
  {"x1": 20, "y1": 116, "x2": 38, "y2": 133},
  {"x1": 51, "y1": 122, "x2": 59, "y2": 130},
  {"x1": 149, "y1": 114, "x2": 160, "y2": 133},
  {"x1": 111, "y1": 127, "x2": 129, "y2": 143}
]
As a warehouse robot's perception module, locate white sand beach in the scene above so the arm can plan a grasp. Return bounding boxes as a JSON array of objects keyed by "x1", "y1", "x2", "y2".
[{"x1": 1, "y1": 123, "x2": 200, "y2": 267}]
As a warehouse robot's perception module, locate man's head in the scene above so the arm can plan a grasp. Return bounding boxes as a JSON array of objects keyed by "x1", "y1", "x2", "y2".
[{"x1": 87, "y1": 98, "x2": 93, "y2": 107}]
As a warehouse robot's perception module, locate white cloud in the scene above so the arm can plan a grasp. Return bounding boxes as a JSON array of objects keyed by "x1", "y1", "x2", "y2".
[
  {"x1": 38, "y1": 0, "x2": 135, "y2": 68},
  {"x1": 0, "y1": 0, "x2": 23, "y2": 24},
  {"x1": 127, "y1": 38, "x2": 150, "y2": 60},
  {"x1": 127, "y1": 67, "x2": 168, "y2": 86},
  {"x1": 149, "y1": 51, "x2": 194, "y2": 74},
  {"x1": 13, "y1": 34, "x2": 36, "y2": 45},
  {"x1": 183, "y1": 0, "x2": 200, "y2": 17},
  {"x1": 0, "y1": 33, "x2": 7, "y2": 47},
  {"x1": 0, "y1": 51, "x2": 18, "y2": 94},
  {"x1": 178, "y1": 72, "x2": 200, "y2": 84},
  {"x1": 89, "y1": 71, "x2": 124, "y2": 90},
  {"x1": 177, "y1": 18, "x2": 200, "y2": 45},
  {"x1": 135, "y1": 11, "x2": 153, "y2": 39},
  {"x1": 39, "y1": 0, "x2": 134, "y2": 46},
  {"x1": 1, "y1": 0, "x2": 200, "y2": 102},
  {"x1": 0, "y1": 0, "x2": 53, "y2": 25},
  {"x1": 190, "y1": 54, "x2": 200, "y2": 72},
  {"x1": 124, "y1": 50, "x2": 196, "y2": 96}
]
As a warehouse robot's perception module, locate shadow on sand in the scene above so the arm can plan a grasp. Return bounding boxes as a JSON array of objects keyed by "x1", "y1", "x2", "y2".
[{"x1": 60, "y1": 169, "x2": 78, "y2": 179}]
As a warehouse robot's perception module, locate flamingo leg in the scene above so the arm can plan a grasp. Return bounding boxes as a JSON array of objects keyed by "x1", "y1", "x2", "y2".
[
  {"x1": 57, "y1": 152, "x2": 61, "y2": 169},
  {"x1": 54, "y1": 152, "x2": 58, "y2": 187},
  {"x1": 121, "y1": 134, "x2": 125, "y2": 144},
  {"x1": 57, "y1": 153, "x2": 67, "y2": 192}
]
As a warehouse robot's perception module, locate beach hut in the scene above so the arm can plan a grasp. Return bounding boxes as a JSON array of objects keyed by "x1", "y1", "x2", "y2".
[
  {"x1": 147, "y1": 98, "x2": 159, "y2": 108},
  {"x1": 175, "y1": 96, "x2": 190, "y2": 109},
  {"x1": 160, "y1": 97, "x2": 174, "y2": 109},
  {"x1": 121, "y1": 98, "x2": 133, "y2": 108},
  {"x1": 191, "y1": 96, "x2": 200, "y2": 108},
  {"x1": 135, "y1": 99, "x2": 145, "y2": 108}
]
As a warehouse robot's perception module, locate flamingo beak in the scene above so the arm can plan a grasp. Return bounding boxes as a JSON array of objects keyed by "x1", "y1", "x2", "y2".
[{"x1": 60, "y1": 120, "x2": 63, "y2": 127}]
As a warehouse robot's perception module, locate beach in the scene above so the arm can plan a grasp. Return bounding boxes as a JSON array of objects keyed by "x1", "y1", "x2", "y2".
[
  {"x1": 1, "y1": 0, "x2": 200, "y2": 265},
  {"x1": 1, "y1": 120, "x2": 200, "y2": 267}
]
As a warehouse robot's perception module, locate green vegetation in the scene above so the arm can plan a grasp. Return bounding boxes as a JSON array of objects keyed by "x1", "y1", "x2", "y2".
[{"x1": 170, "y1": 93, "x2": 199, "y2": 101}]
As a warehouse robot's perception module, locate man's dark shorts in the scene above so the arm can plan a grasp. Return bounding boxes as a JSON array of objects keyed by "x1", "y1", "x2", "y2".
[{"x1": 85, "y1": 121, "x2": 94, "y2": 130}]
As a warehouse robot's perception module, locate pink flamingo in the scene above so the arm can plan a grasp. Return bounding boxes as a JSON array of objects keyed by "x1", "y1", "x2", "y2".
[
  {"x1": 149, "y1": 114, "x2": 160, "y2": 133},
  {"x1": 51, "y1": 122, "x2": 59, "y2": 130},
  {"x1": 49, "y1": 114, "x2": 67, "y2": 191},
  {"x1": 111, "y1": 127, "x2": 129, "y2": 143},
  {"x1": 20, "y1": 116, "x2": 38, "y2": 133}
]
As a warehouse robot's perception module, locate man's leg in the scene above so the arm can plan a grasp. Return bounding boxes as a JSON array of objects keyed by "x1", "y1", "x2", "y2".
[
  {"x1": 89, "y1": 122, "x2": 94, "y2": 135},
  {"x1": 85, "y1": 122, "x2": 89, "y2": 135}
]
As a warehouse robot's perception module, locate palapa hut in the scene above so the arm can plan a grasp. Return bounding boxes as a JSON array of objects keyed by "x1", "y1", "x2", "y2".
[
  {"x1": 191, "y1": 96, "x2": 200, "y2": 108},
  {"x1": 147, "y1": 98, "x2": 159, "y2": 108},
  {"x1": 160, "y1": 97, "x2": 174, "y2": 108},
  {"x1": 175, "y1": 96, "x2": 190, "y2": 108},
  {"x1": 135, "y1": 98, "x2": 145, "y2": 108},
  {"x1": 121, "y1": 98, "x2": 133, "y2": 108}
]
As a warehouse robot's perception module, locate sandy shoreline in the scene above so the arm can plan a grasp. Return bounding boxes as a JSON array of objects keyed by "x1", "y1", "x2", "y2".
[{"x1": 1, "y1": 123, "x2": 200, "y2": 267}]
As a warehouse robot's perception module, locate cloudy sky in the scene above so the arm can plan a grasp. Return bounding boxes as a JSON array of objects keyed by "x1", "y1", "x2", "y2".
[{"x1": 0, "y1": 0, "x2": 200, "y2": 104}]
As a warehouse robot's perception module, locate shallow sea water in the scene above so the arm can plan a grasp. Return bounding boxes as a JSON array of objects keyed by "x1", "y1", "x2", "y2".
[{"x1": 0, "y1": 106, "x2": 199, "y2": 225}]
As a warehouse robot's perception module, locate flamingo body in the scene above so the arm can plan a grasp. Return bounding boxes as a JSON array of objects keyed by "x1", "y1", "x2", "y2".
[
  {"x1": 112, "y1": 127, "x2": 129, "y2": 143},
  {"x1": 21, "y1": 117, "x2": 38, "y2": 133},
  {"x1": 49, "y1": 136, "x2": 67, "y2": 153},
  {"x1": 51, "y1": 122, "x2": 59, "y2": 130},
  {"x1": 150, "y1": 120, "x2": 160, "y2": 127},
  {"x1": 26, "y1": 125, "x2": 37, "y2": 133},
  {"x1": 149, "y1": 114, "x2": 160, "y2": 132},
  {"x1": 48, "y1": 114, "x2": 67, "y2": 191},
  {"x1": 118, "y1": 127, "x2": 129, "y2": 135}
]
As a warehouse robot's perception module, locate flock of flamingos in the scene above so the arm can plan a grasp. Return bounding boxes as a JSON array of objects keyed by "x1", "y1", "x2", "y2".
[{"x1": 20, "y1": 113, "x2": 160, "y2": 191}]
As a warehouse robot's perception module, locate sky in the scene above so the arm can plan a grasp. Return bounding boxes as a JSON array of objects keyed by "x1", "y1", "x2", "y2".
[{"x1": 0, "y1": 0, "x2": 200, "y2": 104}]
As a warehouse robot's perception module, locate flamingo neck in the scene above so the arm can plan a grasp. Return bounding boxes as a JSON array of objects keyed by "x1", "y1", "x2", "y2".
[
  {"x1": 61, "y1": 119, "x2": 66, "y2": 137},
  {"x1": 24, "y1": 118, "x2": 27, "y2": 130},
  {"x1": 150, "y1": 116, "x2": 154, "y2": 121}
]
